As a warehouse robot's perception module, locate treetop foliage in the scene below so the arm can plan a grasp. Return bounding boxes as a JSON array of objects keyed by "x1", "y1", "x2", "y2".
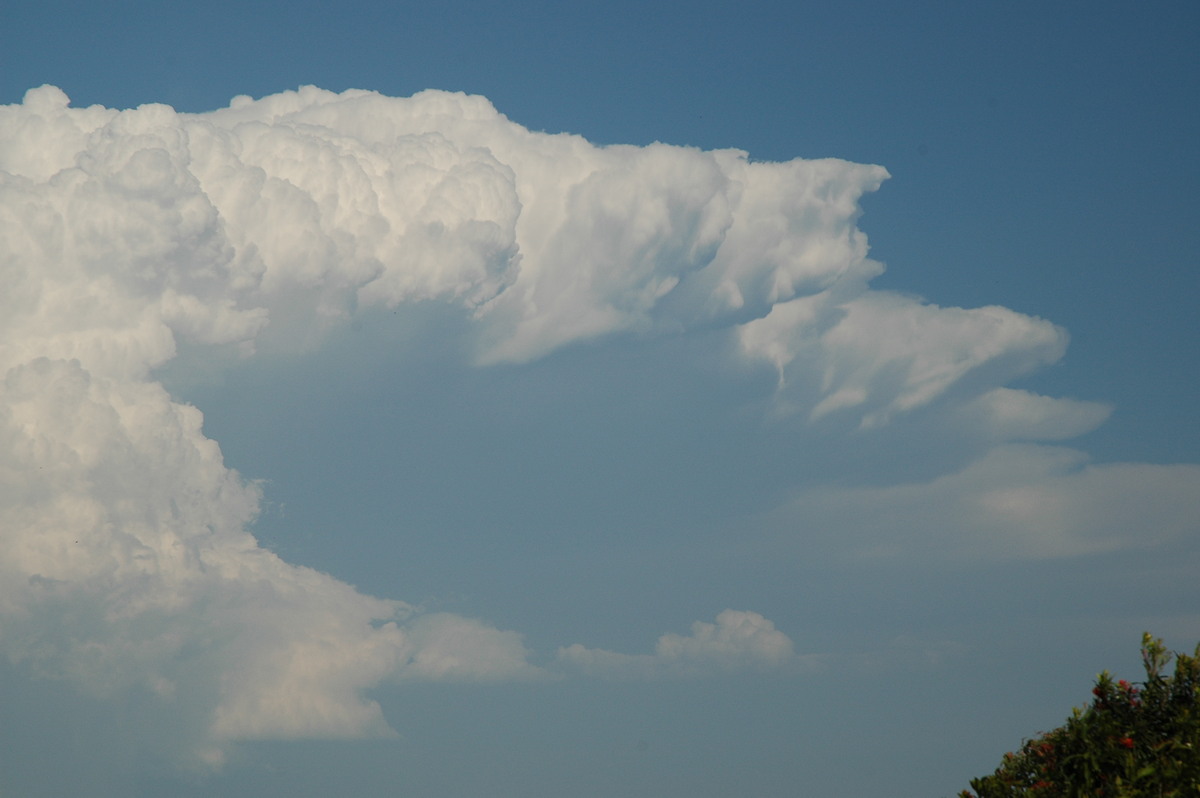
[{"x1": 961, "y1": 633, "x2": 1200, "y2": 798}]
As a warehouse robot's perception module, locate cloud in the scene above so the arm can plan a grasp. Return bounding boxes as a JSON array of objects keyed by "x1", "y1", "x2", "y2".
[
  {"x1": 767, "y1": 444, "x2": 1200, "y2": 561},
  {"x1": 398, "y1": 613, "x2": 543, "y2": 682},
  {"x1": 555, "y1": 610, "x2": 799, "y2": 679},
  {"x1": 738, "y1": 291, "x2": 1069, "y2": 428},
  {"x1": 1, "y1": 83, "x2": 1065, "y2": 414},
  {"x1": 0, "y1": 83, "x2": 1142, "y2": 770},
  {"x1": 0, "y1": 359, "x2": 541, "y2": 767},
  {"x1": 951, "y1": 387, "x2": 1112, "y2": 442}
]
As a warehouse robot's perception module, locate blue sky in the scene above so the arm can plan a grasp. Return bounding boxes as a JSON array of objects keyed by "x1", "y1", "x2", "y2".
[{"x1": 1, "y1": 2, "x2": 1198, "y2": 796}]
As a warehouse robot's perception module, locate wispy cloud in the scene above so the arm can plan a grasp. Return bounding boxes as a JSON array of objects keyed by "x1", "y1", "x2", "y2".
[
  {"x1": 739, "y1": 291, "x2": 1069, "y2": 427},
  {"x1": 767, "y1": 444, "x2": 1200, "y2": 561}
]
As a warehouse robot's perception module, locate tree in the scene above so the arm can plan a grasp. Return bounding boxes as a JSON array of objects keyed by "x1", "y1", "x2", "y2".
[{"x1": 961, "y1": 634, "x2": 1200, "y2": 797}]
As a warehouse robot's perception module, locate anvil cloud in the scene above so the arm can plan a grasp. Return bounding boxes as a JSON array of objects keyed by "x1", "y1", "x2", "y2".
[{"x1": 0, "y1": 84, "x2": 1178, "y2": 770}]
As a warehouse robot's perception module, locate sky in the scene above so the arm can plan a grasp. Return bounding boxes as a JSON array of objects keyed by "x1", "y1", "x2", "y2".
[{"x1": 1, "y1": 1, "x2": 1198, "y2": 796}]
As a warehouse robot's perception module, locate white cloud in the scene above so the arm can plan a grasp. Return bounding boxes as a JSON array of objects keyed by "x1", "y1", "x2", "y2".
[
  {"x1": 0, "y1": 358, "x2": 541, "y2": 768},
  {"x1": 768, "y1": 444, "x2": 1200, "y2": 561},
  {"x1": 739, "y1": 291, "x2": 1069, "y2": 427},
  {"x1": 398, "y1": 613, "x2": 543, "y2": 683},
  {"x1": 951, "y1": 387, "x2": 1112, "y2": 442},
  {"x1": 0, "y1": 83, "x2": 1157, "y2": 769},
  {"x1": 1, "y1": 83, "x2": 1067, "y2": 416},
  {"x1": 555, "y1": 610, "x2": 799, "y2": 679}
]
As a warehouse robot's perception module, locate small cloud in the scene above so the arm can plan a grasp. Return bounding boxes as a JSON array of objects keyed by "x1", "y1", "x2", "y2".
[{"x1": 555, "y1": 610, "x2": 800, "y2": 679}]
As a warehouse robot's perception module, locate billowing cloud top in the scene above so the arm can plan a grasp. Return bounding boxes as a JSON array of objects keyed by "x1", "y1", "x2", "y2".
[
  {"x1": 0, "y1": 84, "x2": 1072, "y2": 411},
  {"x1": 0, "y1": 85, "x2": 1108, "y2": 768}
]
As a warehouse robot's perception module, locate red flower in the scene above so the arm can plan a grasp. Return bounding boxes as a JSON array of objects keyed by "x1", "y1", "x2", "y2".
[{"x1": 1117, "y1": 736, "x2": 1134, "y2": 749}]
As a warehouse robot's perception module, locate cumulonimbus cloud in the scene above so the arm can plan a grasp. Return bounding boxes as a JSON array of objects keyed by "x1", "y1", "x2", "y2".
[{"x1": 0, "y1": 83, "x2": 1104, "y2": 767}]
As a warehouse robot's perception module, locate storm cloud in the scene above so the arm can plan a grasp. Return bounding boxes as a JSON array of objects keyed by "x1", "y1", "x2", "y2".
[{"x1": 1, "y1": 84, "x2": 1180, "y2": 771}]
